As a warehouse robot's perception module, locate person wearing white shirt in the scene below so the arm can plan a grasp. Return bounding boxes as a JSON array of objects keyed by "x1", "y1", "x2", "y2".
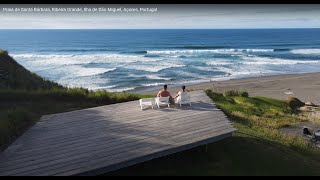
[{"x1": 174, "y1": 85, "x2": 186, "y2": 103}]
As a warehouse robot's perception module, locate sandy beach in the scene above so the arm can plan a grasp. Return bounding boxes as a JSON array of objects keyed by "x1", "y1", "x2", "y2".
[{"x1": 134, "y1": 72, "x2": 320, "y2": 105}]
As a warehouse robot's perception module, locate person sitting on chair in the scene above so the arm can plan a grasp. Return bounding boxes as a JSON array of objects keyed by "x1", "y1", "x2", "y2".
[
  {"x1": 174, "y1": 85, "x2": 187, "y2": 103},
  {"x1": 157, "y1": 84, "x2": 174, "y2": 105}
]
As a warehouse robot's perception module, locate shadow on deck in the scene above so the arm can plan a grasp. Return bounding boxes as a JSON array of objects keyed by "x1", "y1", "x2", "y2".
[{"x1": 0, "y1": 90, "x2": 236, "y2": 176}]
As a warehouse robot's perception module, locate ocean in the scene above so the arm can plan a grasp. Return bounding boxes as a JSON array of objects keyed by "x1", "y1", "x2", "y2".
[{"x1": 1, "y1": 29, "x2": 320, "y2": 92}]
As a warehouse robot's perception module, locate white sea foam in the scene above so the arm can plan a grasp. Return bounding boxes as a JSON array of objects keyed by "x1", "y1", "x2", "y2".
[
  {"x1": 72, "y1": 67, "x2": 116, "y2": 77},
  {"x1": 241, "y1": 56, "x2": 320, "y2": 65},
  {"x1": 82, "y1": 84, "x2": 135, "y2": 92},
  {"x1": 128, "y1": 63, "x2": 186, "y2": 73},
  {"x1": 291, "y1": 49, "x2": 320, "y2": 55},
  {"x1": 11, "y1": 53, "x2": 159, "y2": 67},
  {"x1": 141, "y1": 82, "x2": 166, "y2": 87},
  {"x1": 46, "y1": 65, "x2": 116, "y2": 78},
  {"x1": 10, "y1": 50, "x2": 320, "y2": 94},
  {"x1": 128, "y1": 74, "x2": 171, "y2": 80},
  {"x1": 107, "y1": 87, "x2": 136, "y2": 92},
  {"x1": 192, "y1": 66, "x2": 215, "y2": 72},
  {"x1": 173, "y1": 70, "x2": 209, "y2": 79},
  {"x1": 147, "y1": 49, "x2": 274, "y2": 55},
  {"x1": 215, "y1": 66, "x2": 275, "y2": 77},
  {"x1": 243, "y1": 49, "x2": 274, "y2": 52},
  {"x1": 147, "y1": 50, "x2": 225, "y2": 54},
  {"x1": 206, "y1": 60, "x2": 234, "y2": 66},
  {"x1": 13, "y1": 54, "x2": 92, "y2": 66},
  {"x1": 146, "y1": 75, "x2": 172, "y2": 80},
  {"x1": 90, "y1": 85, "x2": 117, "y2": 91},
  {"x1": 57, "y1": 75, "x2": 108, "y2": 91},
  {"x1": 127, "y1": 74, "x2": 142, "y2": 78}
]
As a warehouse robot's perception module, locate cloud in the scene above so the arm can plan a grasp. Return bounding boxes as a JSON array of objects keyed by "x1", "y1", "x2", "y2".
[{"x1": 0, "y1": 4, "x2": 320, "y2": 29}]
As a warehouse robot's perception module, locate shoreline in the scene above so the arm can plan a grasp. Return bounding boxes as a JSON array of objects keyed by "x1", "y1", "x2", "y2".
[{"x1": 130, "y1": 72, "x2": 320, "y2": 104}]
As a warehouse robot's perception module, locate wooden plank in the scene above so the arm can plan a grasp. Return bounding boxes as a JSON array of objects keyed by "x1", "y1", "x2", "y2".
[
  {"x1": 40, "y1": 103, "x2": 221, "y2": 125},
  {"x1": 1, "y1": 113, "x2": 228, "y2": 157},
  {"x1": 24, "y1": 116, "x2": 227, "y2": 149},
  {"x1": 31, "y1": 112, "x2": 227, "y2": 138},
  {"x1": 20, "y1": 116, "x2": 229, "y2": 158},
  {"x1": 6, "y1": 113, "x2": 228, "y2": 153},
  {"x1": 60, "y1": 130, "x2": 234, "y2": 176},
  {"x1": 23, "y1": 128, "x2": 235, "y2": 176},
  {"x1": 37, "y1": 91, "x2": 216, "y2": 124},
  {"x1": 29, "y1": 108, "x2": 221, "y2": 131},
  {"x1": 0, "y1": 117, "x2": 229, "y2": 165},
  {"x1": 28, "y1": 143, "x2": 175, "y2": 176},
  {"x1": 85, "y1": 130, "x2": 234, "y2": 174},
  {"x1": 1, "y1": 138, "x2": 173, "y2": 176},
  {"x1": 10, "y1": 111, "x2": 228, "y2": 150},
  {"x1": 1, "y1": 91, "x2": 218, "y2": 153},
  {"x1": 33, "y1": 107, "x2": 219, "y2": 129},
  {"x1": 1, "y1": 97, "x2": 229, "y2": 168},
  {"x1": 0, "y1": 90, "x2": 236, "y2": 176},
  {"x1": 1, "y1": 125, "x2": 235, "y2": 176},
  {"x1": 0, "y1": 126, "x2": 232, "y2": 175}
]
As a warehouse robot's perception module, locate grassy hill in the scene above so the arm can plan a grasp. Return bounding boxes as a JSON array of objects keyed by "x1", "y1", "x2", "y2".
[
  {"x1": 0, "y1": 50, "x2": 62, "y2": 90},
  {"x1": 0, "y1": 50, "x2": 152, "y2": 150}
]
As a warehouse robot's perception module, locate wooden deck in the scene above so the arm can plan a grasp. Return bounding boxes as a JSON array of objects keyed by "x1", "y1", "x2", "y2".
[{"x1": 0, "y1": 90, "x2": 236, "y2": 176}]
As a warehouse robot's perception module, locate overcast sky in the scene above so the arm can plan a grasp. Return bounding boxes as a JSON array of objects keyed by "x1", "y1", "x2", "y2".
[{"x1": 0, "y1": 4, "x2": 320, "y2": 29}]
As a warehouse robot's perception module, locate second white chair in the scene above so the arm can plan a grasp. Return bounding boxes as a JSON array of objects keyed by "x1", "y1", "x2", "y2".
[
  {"x1": 155, "y1": 97, "x2": 170, "y2": 108},
  {"x1": 176, "y1": 92, "x2": 192, "y2": 107},
  {"x1": 139, "y1": 98, "x2": 154, "y2": 110}
]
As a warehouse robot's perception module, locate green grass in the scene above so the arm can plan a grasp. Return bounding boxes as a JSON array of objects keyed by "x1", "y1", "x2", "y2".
[
  {"x1": 0, "y1": 50, "x2": 8, "y2": 55},
  {"x1": 223, "y1": 89, "x2": 249, "y2": 97},
  {"x1": 103, "y1": 90, "x2": 320, "y2": 176},
  {"x1": 204, "y1": 90, "x2": 318, "y2": 155},
  {"x1": 0, "y1": 51, "x2": 62, "y2": 90}
]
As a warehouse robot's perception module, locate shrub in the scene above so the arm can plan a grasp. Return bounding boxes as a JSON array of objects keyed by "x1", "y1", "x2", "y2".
[
  {"x1": 287, "y1": 97, "x2": 305, "y2": 111},
  {"x1": 0, "y1": 49, "x2": 8, "y2": 55},
  {"x1": 240, "y1": 91, "x2": 249, "y2": 98},
  {"x1": 223, "y1": 90, "x2": 249, "y2": 97}
]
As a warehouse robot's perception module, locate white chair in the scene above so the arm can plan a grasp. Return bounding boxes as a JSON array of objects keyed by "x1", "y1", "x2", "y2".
[
  {"x1": 155, "y1": 97, "x2": 170, "y2": 108},
  {"x1": 139, "y1": 98, "x2": 154, "y2": 110},
  {"x1": 176, "y1": 92, "x2": 191, "y2": 107}
]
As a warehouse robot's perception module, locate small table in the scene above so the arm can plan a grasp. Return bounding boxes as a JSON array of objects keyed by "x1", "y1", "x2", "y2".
[{"x1": 139, "y1": 98, "x2": 155, "y2": 110}]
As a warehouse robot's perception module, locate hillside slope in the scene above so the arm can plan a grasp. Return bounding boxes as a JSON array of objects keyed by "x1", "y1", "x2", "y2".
[{"x1": 0, "y1": 50, "x2": 62, "y2": 90}]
